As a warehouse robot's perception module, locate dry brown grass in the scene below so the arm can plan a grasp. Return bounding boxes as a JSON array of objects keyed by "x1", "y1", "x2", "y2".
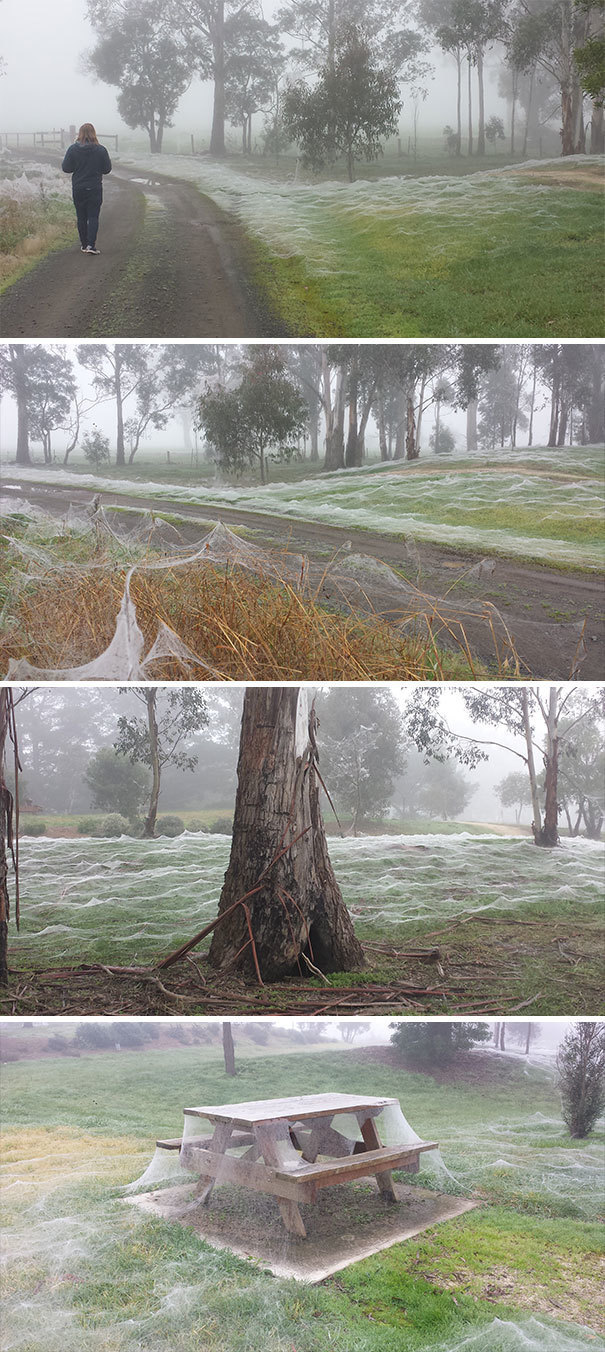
[{"x1": 0, "y1": 563, "x2": 482, "y2": 680}]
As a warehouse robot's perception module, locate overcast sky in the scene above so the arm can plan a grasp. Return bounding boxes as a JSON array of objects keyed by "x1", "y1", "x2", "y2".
[{"x1": 1, "y1": 0, "x2": 508, "y2": 139}]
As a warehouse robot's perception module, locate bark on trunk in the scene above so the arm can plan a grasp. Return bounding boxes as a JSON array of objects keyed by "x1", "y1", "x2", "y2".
[
  {"x1": 476, "y1": 48, "x2": 486, "y2": 155},
  {"x1": 466, "y1": 399, "x2": 478, "y2": 453},
  {"x1": 590, "y1": 102, "x2": 604, "y2": 153},
  {"x1": 405, "y1": 394, "x2": 418, "y2": 459},
  {"x1": 142, "y1": 692, "x2": 161, "y2": 838},
  {"x1": 541, "y1": 687, "x2": 560, "y2": 847},
  {"x1": 222, "y1": 1022, "x2": 236, "y2": 1075},
  {"x1": 208, "y1": 689, "x2": 366, "y2": 980},
  {"x1": 521, "y1": 689, "x2": 544, "y2": 844},
  {"x1": 115, "y1": 349, "x2": 125, "y2": 467},
  {"x1": 210, "y1": 0, "x2": 226, "y2": 156},
  {"x1": 324, "y1": 366, "x2": 345, "y2": 470},
  {"x1": 0, "y1": 691, "x2": 18, "y2": 987}
]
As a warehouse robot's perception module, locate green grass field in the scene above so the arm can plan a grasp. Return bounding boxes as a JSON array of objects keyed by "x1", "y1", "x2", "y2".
[
  {"x1": 2, "y1": 1037, "x2": 603, "y2": 1352},
  {"x1": 119, "y1": 151, "x2": 605, "y2": 337}
]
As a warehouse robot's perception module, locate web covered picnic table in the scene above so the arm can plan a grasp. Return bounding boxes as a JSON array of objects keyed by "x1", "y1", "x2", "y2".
[{"x1": 159, "y1": 1092, "x2": 437, "y2": 1238}]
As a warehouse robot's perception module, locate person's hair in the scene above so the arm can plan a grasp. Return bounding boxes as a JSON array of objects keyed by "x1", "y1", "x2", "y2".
[{"x1": 77, "y1": 123, "x2": 99, "y2": 144}]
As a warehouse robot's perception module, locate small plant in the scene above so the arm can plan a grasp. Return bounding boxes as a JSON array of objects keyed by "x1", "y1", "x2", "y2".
[
  {"x1": 77, "y1": 816, "x2": 99, "y2": 835},
  {"x1": 20, "y1": 819, "x2": 46, "y2": 836},
  {"x1": 82, "y1": 426, "x2": 111, "y2": 469},
  {"x1": 209, "y1": 815, "x2": 233, "y2": 834},
  {"x1": 155, "y1": 814, "x2": 185, "y2": 837},
  {"x1": 185, "y1": 817, "x2": 207, "y2": 833},
  {"x1": 98, "y1": 813, "x2": 132, "y2": 837}
]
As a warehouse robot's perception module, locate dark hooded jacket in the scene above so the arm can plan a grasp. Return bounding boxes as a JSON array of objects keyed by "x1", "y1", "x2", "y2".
[{"x1": 62, "y1": 142, "x2": 112, "y2": 196}]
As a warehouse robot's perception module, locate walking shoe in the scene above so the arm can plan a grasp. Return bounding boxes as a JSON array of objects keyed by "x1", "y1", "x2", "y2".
[
  {"x1": 85, "y1": 246, "x2": 101, "y2": 254},
  {"x1": 81, "y1": 246, "x2": 87, "y2": 252}
]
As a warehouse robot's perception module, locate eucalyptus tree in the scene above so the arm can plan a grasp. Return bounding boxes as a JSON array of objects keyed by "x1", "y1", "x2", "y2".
[
  {"x1": 171, "y1": 0, "x2": 261, "y2": 156},
  {"x1": 223, "y1": 13, "x2": 285, "y2": 152},
  {"x1": 208, "y1": 687, "x2": 365, "y2": 980},
  {"x1": 0, "y1": 344, "x2": 76, "y2": 466},
  {"x1": 277, "y1": 0, "x2": 428, "y2": 79},
  {"x1": 282, "y1": 25, "x2": 402, "y2": 181},
  {"x1": 115, "y1": 688, "x2": 209, "y2": 838},
  {"x1": 86, "y1": 0, "x2": 194, "y2": 151},
  {"x1": 510, "y1": 0, "x2": 600, "y2": 153},
  {"x1": 317, "y1": 687, "x2": 406, "y2": 833},
  {"x1": 406, "y1": 685, "x2": 605, "y2": 847}
]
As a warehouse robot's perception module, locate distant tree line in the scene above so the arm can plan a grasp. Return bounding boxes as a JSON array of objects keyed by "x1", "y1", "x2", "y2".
[
  {"x1": 83, "y1": 0, "x2": 605, "y2": 163},
  {"x1": 2, "y1": 341, "x2": 603, "y2": 472}
]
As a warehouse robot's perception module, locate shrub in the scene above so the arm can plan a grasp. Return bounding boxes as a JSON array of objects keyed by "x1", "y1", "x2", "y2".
[
  {"x1": 209, "y1": 815, "x2": 233, "y2": 834},
  {"x1": 557, "y1": 1022, "x2": 605, "y2": 1138},
  {"x1": 99, "y1": 813, "x2": 132, "y2": 837},
  {"x1": 77, "y1": 816, "x2": 99, "y2": 835},
  {"x1": 390, "y1": 1021, "x2": 491, "y2": 1068},
  {"x1": 20, "y1": 819, "x2": 46, "y2": 836},
  {"x1": 155, "y1": 814, "x2": 185, "y2": 837},
  {"x1": 185, "y1": 818, "x2": 207, "y2": 833}
]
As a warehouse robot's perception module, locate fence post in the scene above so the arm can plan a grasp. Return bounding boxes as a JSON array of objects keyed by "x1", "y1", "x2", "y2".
[
  {"x1": 191, "y1": 133, "x2": 195, "y2": 154},
  {"x1": 70, "y1": 124, "x2": 76, "y2": 143}
]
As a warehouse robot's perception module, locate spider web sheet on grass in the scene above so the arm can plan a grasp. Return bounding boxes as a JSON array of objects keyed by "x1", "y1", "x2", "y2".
[
  {"x1": 118, "y1": 152, "x2": 605, "y2": 276},
  {"x1": 1, "y1": 496, "x2": 589, "y2": 679},
  {"x1": 14, "y1": 833, "x2": 604, "y2": 970}
]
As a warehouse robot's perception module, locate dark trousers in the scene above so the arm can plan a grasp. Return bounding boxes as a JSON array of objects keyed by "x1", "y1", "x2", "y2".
[{"x1": 73, "y1": 186, "x2": 103, "y2": 248}]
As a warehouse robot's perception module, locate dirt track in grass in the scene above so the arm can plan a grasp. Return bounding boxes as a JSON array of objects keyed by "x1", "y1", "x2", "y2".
[
  {"x1": 0, "y1": 161, "x2": 275, "y2": 338},
  {"x1": 4, "y1": 477, "x2": 603, "y2": 679}
]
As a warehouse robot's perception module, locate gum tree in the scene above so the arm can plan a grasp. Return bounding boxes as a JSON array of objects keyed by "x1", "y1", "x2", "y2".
[
  {"x1": 208, "y1": 688, "x2": 366, "y2": 980},
  {"x1": 406, "y1": 685, "x2": 605, "y2": 847},
  {"x1": 115, "y1": 688, "x2": 208, "y2": 837}
]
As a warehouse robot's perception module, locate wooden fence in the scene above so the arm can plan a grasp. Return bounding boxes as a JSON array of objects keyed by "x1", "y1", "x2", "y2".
[{"x1": 0, "y1": 128, "x2": 119, "y2": 152}]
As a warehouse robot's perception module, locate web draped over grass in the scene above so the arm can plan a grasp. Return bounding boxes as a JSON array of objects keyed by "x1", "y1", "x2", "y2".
[
  {"x1": 1, "y1": 493, "x2": 536, "y2": 679},
  {"x1": 120, "y1": 152, "x2": 604, "y2": 277},
  {"x1": 7, "y1": 447, "x2": 604, "y2": 571},
  {"x1": 2, "y1": 1045, "x2": 603, "y2": 1352},
  {"x1": 14, "y1": 832, "x2": 604, "y2": 970}
]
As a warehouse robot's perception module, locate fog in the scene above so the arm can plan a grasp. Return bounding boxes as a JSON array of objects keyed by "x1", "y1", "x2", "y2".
[
  {"x1": 0, "y1": 343, "x2": 555, "y2": 457},
  {"x1": 12, "y1": 684, "x2": 574, "y2": 826},
  {"x1": 2, "y1": 0, "x2": 509, "y2": 141}
]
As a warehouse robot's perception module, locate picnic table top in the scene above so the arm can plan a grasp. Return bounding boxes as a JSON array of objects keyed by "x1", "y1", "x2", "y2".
[{"x1": 183, "y1": 1093, "x2": 399, "y2": 1127}]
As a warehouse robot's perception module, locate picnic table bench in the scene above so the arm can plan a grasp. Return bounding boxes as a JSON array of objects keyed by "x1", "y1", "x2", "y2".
[{"x1": 160, "y1": 1092, "x2": 437, "y2": 1238}]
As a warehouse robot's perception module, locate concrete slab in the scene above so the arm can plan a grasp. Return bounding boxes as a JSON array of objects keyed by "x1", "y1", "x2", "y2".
[{"x1": 126, "y1": 1177, "x2": 477, "y2": 1283}]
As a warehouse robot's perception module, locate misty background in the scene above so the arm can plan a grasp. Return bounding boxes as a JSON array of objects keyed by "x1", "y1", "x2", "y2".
[
  {"x1": 1, "y1": 0, "x2": 508, "y2": 145},
  {"x1": 12, "y1": 683, "x2": 580, "y2": 829}
]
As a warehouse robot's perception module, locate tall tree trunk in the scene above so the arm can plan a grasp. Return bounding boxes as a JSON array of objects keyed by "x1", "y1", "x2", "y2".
[
  {"x1": 416, "y1": 373, "x2": 427, "y2": 449},
  {"x1": 324, "y1": 366, "x2": 345, "y2": 470},
  {"x1": 541, "y1": 687, "x2": 560, "y2": 847},
  {"x1": 499, "y1": 1023, "x2": 506, "y2": 1051},
  {"x1": 466, "y1": 398, "x2": 478, "y2": 453},
  {"x1": 208, "y1": 689, "x2": 366, "y2": 980},
  {"x1": 309, "y1": 414, "x2": 319, "y2": 461},
  {"x1": 456, "y1": 49, "x2": 462, "y2": 153},
  {"x1": 590, "y1": 102, "x2": 604, "y2": 153},
  {"x1": 522, "y1": 66, "x2": 535, "y2": 157},
  {"x1": 210, "y1": 0, "x2": 226, "y2": 157},
  {"x1": 511, "y1": 68, "x2": 518, "y2": 154},
  {"x1": 142, "y1": 691, "x2": 161, "y2": 838},
  {"x1": 476, "y1": 47, "x2": 486, "y2": 155},
  {"x1": 528, "y1": 364, "x2": 537, "y2": 446},
  {"x1": 393, "y1": 390, "x2": 406, "y2": 460},
  {"x1": 377, "y1": 389, "x2": 389, "y2": 460},
  {"x1": 115, "y1": 347, "x2": 126, "y2": 467},
  {"x1": 587, "y1": 345, "x2": 605, "y2": 443},
  {"x1": 467, "y1": 54, "x2": 473, "y2": 155},
  {"x1": 561, "y1": 85, "x2": 574, "y2": 155},
  {"x1": 405, "y1": 393, "x2": 418, "y2": 459},
  {"x1": 345, "y1": 356, "x2": 361, "y2": 467},
  {"x1": 521, "y1": 689, "x2": 544, "y2": 844},
  {"x1": 222, "y1": 1022, "x2": 236, "y2": 1075}
]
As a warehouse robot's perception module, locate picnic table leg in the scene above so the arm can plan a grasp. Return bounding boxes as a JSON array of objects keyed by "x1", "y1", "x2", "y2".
[
  {"x1": 193, "y1": 1121, "x2": 234, "y2": 1207},
  {"x1": 359, "y1": 1116, "x2": 398, "y2": 1203},
  {"x1": 255, "y1": 1124, "x2": 307, "y2": 1238}
]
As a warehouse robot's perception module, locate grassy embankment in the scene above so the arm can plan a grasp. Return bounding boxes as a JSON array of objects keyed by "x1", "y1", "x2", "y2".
[
  {"x1": 1, "y1": 1040, "x2": 603, "y2": 1352},
  {"x1": 0, "y1": 509, "x2": 484, "y2": 681},
  {"x1": 0, "y1": 181, "x2": 74, "y2": 289},
  {"x1": 244, "y1": 163, "x2": 605, "y2": 338},
  {"x1": 119, "y1": 150, "x2": 603, "y2": 337}
]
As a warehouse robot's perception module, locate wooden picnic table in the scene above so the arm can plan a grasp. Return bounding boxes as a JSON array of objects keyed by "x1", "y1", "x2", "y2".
[{"x1": 162, "y1": 1092, "x2": 437, "y2": 1238}]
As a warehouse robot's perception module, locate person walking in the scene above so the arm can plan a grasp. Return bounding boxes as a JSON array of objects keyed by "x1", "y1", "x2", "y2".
[{"x1": 62, "y1": 123, "x2": 112, "y2": 254}]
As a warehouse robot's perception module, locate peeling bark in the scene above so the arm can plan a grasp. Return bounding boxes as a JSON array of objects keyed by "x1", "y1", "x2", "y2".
[{"x1": 208, "y1": 689, "x2": 365, "y2": 981}]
